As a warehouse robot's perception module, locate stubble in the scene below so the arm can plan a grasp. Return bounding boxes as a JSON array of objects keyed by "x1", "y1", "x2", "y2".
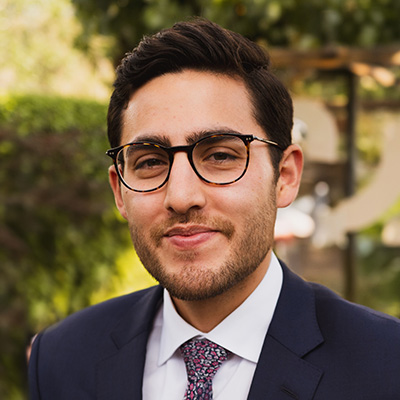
[{"x1": 128, "y1": 189, "x2": 276, "y2": 301}]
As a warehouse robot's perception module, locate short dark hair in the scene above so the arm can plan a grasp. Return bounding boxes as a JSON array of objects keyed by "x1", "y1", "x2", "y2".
[{"x1": 107, "y1": 18, "x2": 293, "y2": 172}]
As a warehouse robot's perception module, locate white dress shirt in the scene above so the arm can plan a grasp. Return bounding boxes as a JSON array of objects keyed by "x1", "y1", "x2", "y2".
[{"x1": 143, "y1": 253, "x2": 283, "y2": 399}]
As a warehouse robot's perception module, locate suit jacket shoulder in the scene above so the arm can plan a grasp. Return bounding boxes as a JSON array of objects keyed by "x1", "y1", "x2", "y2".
[
  {"x1": 29, "y1": 285, "x2": 163, "y2": 400},
  {"x1": 311, "y1": 278, "x2": 400, "y2": 341},
  {"x1": 309, "y1": 280, "x2": 400, "y2": 398},
  {"x1": 29, "y1": 263, "x2": 400, "y2": 400},
  {"x1": 249, "y1": 263, "x2": 400, "y2": 400}
]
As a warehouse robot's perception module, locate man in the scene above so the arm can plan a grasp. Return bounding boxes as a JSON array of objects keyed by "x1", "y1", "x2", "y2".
[{"x1": 29, "y1": 18, "x2": 400, "y2": 399}]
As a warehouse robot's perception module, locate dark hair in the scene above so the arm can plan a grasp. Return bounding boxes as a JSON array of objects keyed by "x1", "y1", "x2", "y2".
[{"x1": 107, "y1": 18, "x2": 293, "y2": 173}]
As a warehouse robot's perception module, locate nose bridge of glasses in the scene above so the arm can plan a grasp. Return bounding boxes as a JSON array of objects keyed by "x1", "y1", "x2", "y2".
[
  {"x1": 167, "y1": 143, "x2": 194, "y2": 155},
  {"x1": 166, "y1": 143, "x2": 198, "y2": 177}
]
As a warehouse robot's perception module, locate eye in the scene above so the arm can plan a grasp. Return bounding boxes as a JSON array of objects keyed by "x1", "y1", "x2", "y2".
[
  {"x1": 204, "y1": 149, "x2": 238, "y2": 163},
  {"x1": 135, "y1": 156, "x2": 168, "y2": 170},
  {"x1": 123, "y1": 144, "x2": 169, "y2": 179},
  {"x1": 194, "y1": 135, "x2": 246, "y2": 166}
]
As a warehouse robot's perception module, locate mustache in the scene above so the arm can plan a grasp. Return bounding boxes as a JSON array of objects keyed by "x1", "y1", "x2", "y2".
[{"x1": 149, "y1": 212, "x2": 235, "y2": 246}]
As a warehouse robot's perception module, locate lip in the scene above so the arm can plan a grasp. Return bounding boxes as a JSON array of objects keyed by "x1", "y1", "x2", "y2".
[{"x1": 164, "y1": 225, "x2": 218, "y2": 249}]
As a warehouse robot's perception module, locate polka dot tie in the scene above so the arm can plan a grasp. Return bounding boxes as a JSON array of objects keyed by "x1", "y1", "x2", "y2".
[{"x1": 180, "y1": 338, "x2": 230, "y2": 400}]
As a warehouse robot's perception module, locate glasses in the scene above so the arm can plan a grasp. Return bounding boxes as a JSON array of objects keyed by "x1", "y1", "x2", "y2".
[{"x1": 106, "y1": 133, "x2": 283, "y2": 192}]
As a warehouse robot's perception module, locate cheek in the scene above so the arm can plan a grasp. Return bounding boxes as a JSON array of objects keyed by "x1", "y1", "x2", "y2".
[
  {"x1": 209, "y1": 186, "x2": 252, "y2": 222},
  {"x1": 122, "y1": 192, "x2": 165, "y2": 227},
  {"x1": 221, "y1": 169, "x2": 274, "y2": 204},
  {"x1": 226, "y1": 179, "x2": 276, "y2": 224}
]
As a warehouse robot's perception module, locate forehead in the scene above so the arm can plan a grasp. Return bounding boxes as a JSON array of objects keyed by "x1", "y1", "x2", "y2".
[{"x1": 120, "y1": 70, "x2": 265, "y2": 145}]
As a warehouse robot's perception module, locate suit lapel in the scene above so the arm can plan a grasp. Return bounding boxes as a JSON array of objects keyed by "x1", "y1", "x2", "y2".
[
  {"x1": 248, "y1": 263, "x2": 324, "y2": 400},
  {"x1": 95, "y1": 263, "x2": 324, "y2": 399},
  {"x1": 96, "y1": 286, "x2": 163, "y2": 400}
]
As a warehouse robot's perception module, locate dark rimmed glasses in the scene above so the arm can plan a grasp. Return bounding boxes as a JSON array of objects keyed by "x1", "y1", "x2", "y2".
[{"x1": 106, "y1": 133, "x2": 283, "y2": 192}]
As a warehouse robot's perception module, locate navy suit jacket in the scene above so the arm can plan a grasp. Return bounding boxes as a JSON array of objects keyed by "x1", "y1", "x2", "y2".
[{"x1": 29, "y1": 263, "x2": 400, "y2": 399}]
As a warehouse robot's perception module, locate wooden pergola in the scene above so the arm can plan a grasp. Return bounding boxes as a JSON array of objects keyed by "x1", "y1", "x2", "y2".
[
  {"x1": 268, "y1": 45, "x2": 400, "y2": 301},
  {"x1": 270, "y1": 45, "x2": 400, "y2": 72}
]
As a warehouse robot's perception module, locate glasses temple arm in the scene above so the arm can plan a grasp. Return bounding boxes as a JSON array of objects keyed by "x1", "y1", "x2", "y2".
[{"x1": 253, "y1": 136, "x2": 284, "y2": 150}]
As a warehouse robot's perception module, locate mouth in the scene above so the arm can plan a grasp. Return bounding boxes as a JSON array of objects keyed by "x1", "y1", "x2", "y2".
[
  {"x1": 163, "y1": 225, "x2": 219, "y2": 249},
  {"x1": 165, "y1": 225, "x2": 217, "y2": 237}
]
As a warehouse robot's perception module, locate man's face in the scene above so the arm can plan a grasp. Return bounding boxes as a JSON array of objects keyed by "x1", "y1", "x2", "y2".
[{"x1": 110, "y1": 70, "x2": 298, "y2": 301}]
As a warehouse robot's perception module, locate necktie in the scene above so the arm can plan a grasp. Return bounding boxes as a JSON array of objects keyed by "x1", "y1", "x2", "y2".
[{"x1": 180, "y1": 338, "x2": 230, "y2": 400}]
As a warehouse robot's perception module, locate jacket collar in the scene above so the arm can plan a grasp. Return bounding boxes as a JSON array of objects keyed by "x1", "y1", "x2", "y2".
[
  {"x1": 248, "y1": 262, "x2": 324, "y2": 399},
  {"x1": 96, "y1": 262, "x2": 324, "y2": 400},
  {"x1": 110, "y1": 286, "x2": 163, "y2": 349},
  {"x1": 96, "y1": 286, "x2": 163, "y2": 400},
  {"x1": 269, "y1": 262, "x2": 324, "y2": 357}
]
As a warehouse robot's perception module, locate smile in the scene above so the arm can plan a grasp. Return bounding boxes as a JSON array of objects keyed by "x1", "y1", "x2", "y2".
[{"x1": 164, "y1": 225, "x2": 218, "y2": 249}]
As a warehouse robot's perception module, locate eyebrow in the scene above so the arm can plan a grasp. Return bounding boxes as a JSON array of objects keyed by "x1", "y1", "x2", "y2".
[
  {"x1": 127, "y1": 127, "x2": 243, "y2": 147},
  {"x1": 185, "y1": 128, "x2": 243, "y2": 145},
  {"x1": 128, "y1": 134, "x2": 172, "y2": 147}
]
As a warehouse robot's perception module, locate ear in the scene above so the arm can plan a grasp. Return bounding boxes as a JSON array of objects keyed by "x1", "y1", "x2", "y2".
[
  {"x1": 276, "y1": 144, "x2": 303, "y2": 208},
  {"x1": 109, "y1": 165, "x2": 128, "y2": 220}
]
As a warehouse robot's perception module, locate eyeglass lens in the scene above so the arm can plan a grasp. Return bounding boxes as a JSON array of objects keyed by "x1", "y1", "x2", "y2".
[{"x1": 116, "y1": 135, "x2": 249, "y2": 192}]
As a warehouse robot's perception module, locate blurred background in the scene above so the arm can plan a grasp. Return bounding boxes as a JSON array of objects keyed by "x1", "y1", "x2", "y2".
[{"x1": 1, "y1": 0, "x2": 400, "y2": 398}]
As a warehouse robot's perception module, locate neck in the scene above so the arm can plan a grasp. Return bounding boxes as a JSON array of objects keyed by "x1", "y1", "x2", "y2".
[{"x1": 171, "y1": 252, "x2": 271, "y2": 332}]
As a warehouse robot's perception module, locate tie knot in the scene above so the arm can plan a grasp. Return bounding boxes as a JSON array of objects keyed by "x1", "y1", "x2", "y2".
[{"x1": 180, "y1": 338, "x2": 229, "y2": 384}]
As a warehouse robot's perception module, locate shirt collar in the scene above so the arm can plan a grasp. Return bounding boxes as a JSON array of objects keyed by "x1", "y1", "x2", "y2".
[{"x1": 158, "y1": 252, "x2": 283, "y2": 365}]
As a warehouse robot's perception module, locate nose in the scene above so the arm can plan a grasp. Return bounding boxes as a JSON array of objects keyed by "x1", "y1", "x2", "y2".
[{"x1": 163, "y1": 152, "x2": 207, "y2": 215}]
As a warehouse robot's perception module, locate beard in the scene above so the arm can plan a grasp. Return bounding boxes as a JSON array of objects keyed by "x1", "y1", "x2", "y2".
[{"x1": 128, "y1": 189, "x2": 276, "y2": 301}]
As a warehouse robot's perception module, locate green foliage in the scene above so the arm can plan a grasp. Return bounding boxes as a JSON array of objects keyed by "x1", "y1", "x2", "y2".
[
  {"x1": 90, "y1": 247, "x2": 157, "y2": 305},
  {"x1": 72, "y1": 0, "x2": 400, "y2": 64},
  {"x1": 0, "y1": 0, "x2": 114, "y2": 97},
  {"x1": 0, "y1": 94, "x2": 130, "y2": 398},
  {"x1": 358, "y1": 240, "x2": 400, "y2": 317}
]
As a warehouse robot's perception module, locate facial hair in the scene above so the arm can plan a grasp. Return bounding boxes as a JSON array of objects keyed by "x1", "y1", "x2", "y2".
[{"x1": 128, "y1": 188, "x2": 277, "y2": 301}]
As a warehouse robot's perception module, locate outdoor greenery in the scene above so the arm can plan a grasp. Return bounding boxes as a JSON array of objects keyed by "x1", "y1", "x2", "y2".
[
  {"x1": 0, "y1": 0, "x2": 115, "y2": 98},
  {"x1": 0, "y1": 94, "x2": 132, "y2": 398},
  {"x1": 71, "y1": 0, "x2": 400, "y2": 64},
  {"x1": 1, "y1": 0, "x2": 400, "y2": 398}
]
